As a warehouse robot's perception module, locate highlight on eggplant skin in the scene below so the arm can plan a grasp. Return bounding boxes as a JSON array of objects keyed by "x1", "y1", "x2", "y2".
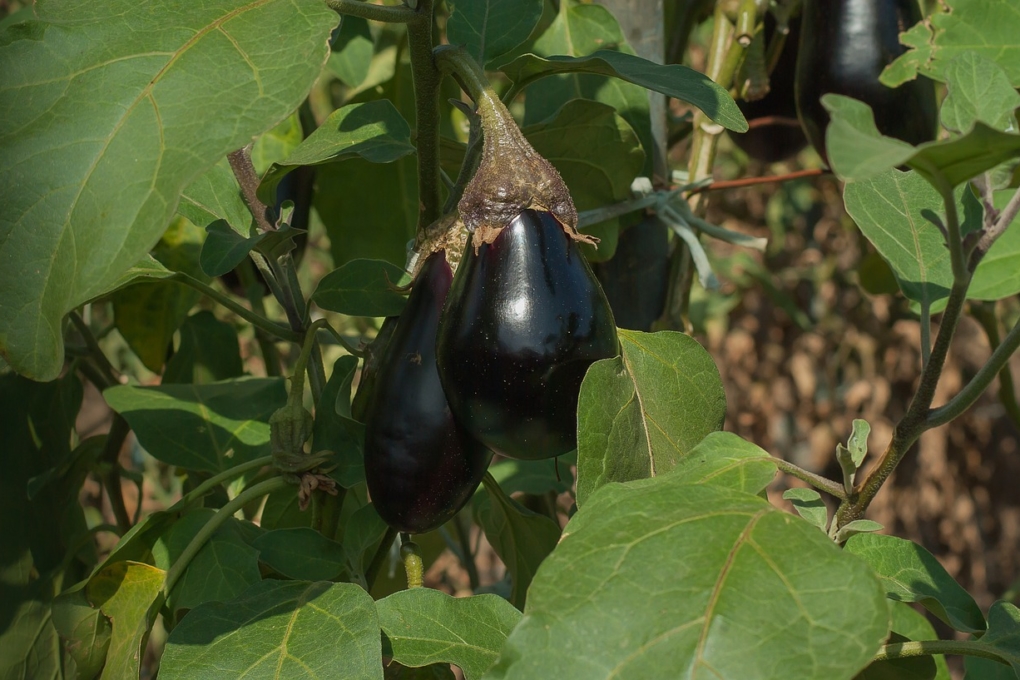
[
  {"x1": 795, "y1": 0, "x2": 938, "y2": 165},
  {"x1": 363, "y1": 251, "x2": 492, "y2": 535},
  {"x1": 436, "y1": 209, "x2": 619, "y2": 461}
]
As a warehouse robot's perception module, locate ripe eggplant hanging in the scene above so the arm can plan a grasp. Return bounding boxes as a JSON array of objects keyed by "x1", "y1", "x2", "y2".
[
  {"x1": 363, "y1": 251, "x2": 491, "y2": 534},
  {"x1": 730, "y1": 16, "x2": 808, "y2": 164},
  {"x1": 795, "y1": 0, "x2": 938, "y2": 165},
  {"x1": 436, "y1": 209, "x2": 619, "y2": 461}
]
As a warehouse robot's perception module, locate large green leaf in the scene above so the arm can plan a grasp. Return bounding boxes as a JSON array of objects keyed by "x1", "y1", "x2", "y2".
[
  {"x1": 378, "y1": 589, "x2": 522, "y2": 680},
  {"x1": 0, "y1": 0, "x2": 338, "y2": 380},
  {"x1": 881, "y1": 0, "x2": 1020, "y2": 87},
  {"x1": 484, "y1": 481, "x2": 889, "y2": 680},
  {"x1": 162, "y1": 311, "x2": 244, "y2": 384},
  {"x1": 824, "y1": 95, "x2": 1020, "y2": 187},
  {"x1": 674, "y1": 431, "x2": 777, "y2": 495},
  {"x1": 328, "y1": 16, "x2": 374, "y2": 87},
  {"x1": 475, "y1": 476, "x2": 560, "y2": 611},
  {"x1": 257, "y1": 100, "x2": 414, "y2": 203},
  {"x1": 103, "y1": 377, "x2": 287, "y2": 473},
  {"x1": 575, "y1": 329, "x2": 726, "y2": 506},
  {"x1": 844, "y1": 533, "x2": 985, "y2": 634},
  {"x1": 178, "y1": 158, "x2": 252, "y2": 236},
  {"x1": 85, "y1": 561, "x2": 165, "y2": 680},
  {"x1": 447, "y1": 0, "x2": 543, "y2": 67},
  {"x1": 940, "y1": 52, "x2": 1020, "y2": 133},
  {"x1": 152, "y1": 509, "x2": 262, "y2": 618},
  {"x1": 312, "y1": 259, "x2": 411, "y2": 318},
  {"x1": 160, "y1": 580, "x2": 382, "y2": 679},
  {"x1": 252, "y1": 527, "x2": 348, "y2": 581},
  {"x1": 964, "y1": 601, "x2": 1020, "y2": 679},
  {"x1": 524, "y1": 99, "x2": 645, "y2": 261}
]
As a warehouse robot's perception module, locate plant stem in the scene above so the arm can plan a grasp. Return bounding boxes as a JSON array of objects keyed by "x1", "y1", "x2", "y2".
[
  {"x1": 685, "y1": 168, "x2": 826, "y2": 193},
  {"x1": 322, "y1": 486, "x2": 346, "y2": 542},
  {"x1": 365, "y1": 526, "x2": 398, "y2": 591},
  {"x1": 326, "y1": 0, "x2": 417, "y2": 22},
  {"x1": 170, "y1": 273, "x2": 300, "y2": 342},
  {"x1": 872, "y1": 639, "x2": 1009, "y2": 665},
  {"x1": 406, "y1": 0, "x2": 442, "y2": 231},
  {"x1": 101, "y1": 415, "x2": 133, "y2": 534},
  {"x1": 929, "y1": 306, "x2": 1020, "y2": 429},
  {"x1": 227, "y1": 146, "x2": 275, "y2": 233},
  {"x1": 772, "y1": 459, "x2": 848, "y2": 501},
  {"x1": 920, "y1": 299, "x2": 932, "y2": 369},
  {"x1": 69, "y1": 311, "x2": 119, "y2": 385},
  {"x1": 401, "y1": 534, "x2": 424, "y2": 589},
  {"x1": 176, "y1": 455, "x2": 274, "y2": 510},
  {"x1": 162, "y1": 476, "x2": 288, "y2": 598},
  {"x1": 454, "y1": 514, "x2": 480, "y2": 590}
]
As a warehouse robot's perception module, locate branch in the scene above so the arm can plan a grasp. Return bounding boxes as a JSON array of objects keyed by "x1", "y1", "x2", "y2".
[
  {"x1": 772, "y1": 459, "x2": 848, "y2": 501},
  {"x1": 169, "y1": 273, "x2": 300, "y2": 342},
  {"x1": 227, "y1": 146, "x2": 275, "y2": 233},
  {"x1": 100, "y1": 415, "x2": 133, "y2": 534},
  {"x1": 873, "y1": 639, "x2": 1010, "y2": 666},
  {"x1": 686, "y1": 168, "x2": 826, "y2": 194},
  {"x1": 406, "y1": 0, "x2": 442, "y2": 230},
  {"x1": 326, "y1": 0, "x2": 417, "y2": 22},
  {"x1": 972, "y1": 183, "x2": 1020, "y2": 264}
]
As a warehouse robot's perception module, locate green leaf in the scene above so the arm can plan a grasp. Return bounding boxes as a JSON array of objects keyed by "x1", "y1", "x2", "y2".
[
  {"x1": 51, "y1": 581, "x2": 112, "y2": 680},
  {"x1": 673, "y1": 431, "x2": 777, "y2": 495},
  {"x1": 251, "y1": 111, "x2": 304, "y2": 176},
  {"x1": 484, "y1": 481, "x2": 889, "y2": 680},
  {"x1": 313, "y1": 258, "x2": 411, "y2": 318},
  {"x1": 783, "y1": 488, "x2": 828, "y2": 532},
  {"x1": 85, "y1": 561, "x2": 165, "y2": 680},
  {"x1": 0, "y1": 0, "x2": 338, "y2": 381},
  {"x1": 834, "y1": 520, "x2": 884, "y2": 544},
  {"x1": 258, "y1": 100, "x2": 415, "y2": 203},
  {"x1": 849, "y1": 419, "x2": 871, "y2": 468},
  {"x1": 844, "y1": 533, "x2": 986, "y2": 634},
  {"x1": 475, "y1": 475, "x2": 561, "y2": 611},
  {"x1": 524, "y1": 99, "x2": 645, "y2": 261},
  {"x1": 486, "y1": 457, "x2": 573, "y2": 496},
  {"x1": 378, "y1": 590, "x2": 522, "y2": 680},
  {"x1": 328, "y1": 16, "x2": 374, "y2": 87},
  {"x1": 163, "y1": 311, "x2": 244, "y2": 384},
  {"x1": 824, "y1": 95, "x2": 1020, "y2": 186},
  {"x1": 198, "y1": 219, "x2": 263, "y2": 278},
  {"x1": 447, "y1": 0, "x2": 543, "y2": 67},
  {"x1": 260, "y1": 488, "x2": 310, "y2": 531},
  {"x1": 315, "y1": 356, "x2": 365, "y2": 489},
  {"x1": 968, "y1": 189, "x2": 1020, "y2": 301},
  {"x1": 110, "y1": 216, "x2": 207, "y2": 373},
  {"x1": 883, "y1": 602, "x2": 950, "y2": 680},
  {"x1": 342, "y1": 503, "x2": 389, "y2": 582},
  {"x1": 501, "y1": 49, "x2": 746, "y2": 133},
  {"x1": 843, "y1": 169, "x2": 952, "y2": 306},
  {"x1": 964, "y1": 601, "x2": 1020, "y2": 678},
  {"x1": 160, "y1": 580, "x2": 383, "y2": 680},
  {"x1": 178, "y1": 159, "x2": 252, "y2": 236},
  {"x1": 855, "y1": 632, "x2": 937, "y2": 680},
  {"x1": 881, "y1": 0, "x2": 1020, "y2": 87},
  {"x1": 575, "y1": 329, "x2": 726, "y2": 506},
  {"x1": 252, "y1": 527, "x2": 348, "y2": 581},
  {"x1": 103, "y1": 377, "x2": 287, "y2": 473},
  {"x1": 940, "y1": 52, "x2": 1020, "y2": 133},
  {"x1": 152, "y1": 509, "x2": 261, "y2": 617}
]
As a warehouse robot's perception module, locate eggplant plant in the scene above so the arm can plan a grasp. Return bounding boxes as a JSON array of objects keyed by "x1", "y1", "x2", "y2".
[{"x1": 1, "y1": 0, "x2": 1020, "y2": 679}]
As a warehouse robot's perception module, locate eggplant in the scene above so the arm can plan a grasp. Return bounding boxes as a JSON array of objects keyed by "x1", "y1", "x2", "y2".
[
  {"x1": 436, "y1": 210, "x2": 619, "y2": 461},
  {"x1": 795, "y1": 0, "x2": 938, "y2": 165},
  {"x1": 363, "y1": 251, "x2": 491, "y2": 534},
  {"x1": 730, "y1": 16, "x2": 808, "y2": 164}
]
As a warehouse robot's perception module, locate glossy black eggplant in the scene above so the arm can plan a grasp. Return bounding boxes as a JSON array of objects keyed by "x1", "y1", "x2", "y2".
[
  {"x1": 436, "y1": 210, "x2": 619, "y2": 461},
  {"x1": 730, "y1": 16, "x2": 808, "y2": 164},
  {"x1": 795, "y1": 0, "x2": 937, "y2": 165},
  {"x1": 592, "y1": 216, "x2": 669, "y2": 332},
  {"x1": 363, "y1": 252, "x2": 491, "y2": 534}
]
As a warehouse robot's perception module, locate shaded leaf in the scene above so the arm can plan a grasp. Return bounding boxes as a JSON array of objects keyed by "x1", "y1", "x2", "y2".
[
  {"x1": 198, "y1": 219, "x2": 262, "y2": 278},
  {"x1": 258, "y1": 100, "x2": 414, "y2": 203},
  {"x1": 475, "y1": 476, "x2": 560, "y2": 611},
  {"x1": 888, "y1": 603, "x2": 951, "y2": 680},
  {"x1": 51, "y1": 581, "x2": 112, "y2": 680},
  {"x1": 0, "y1": 0, "x2": 338, "y2": 380},
  {"x1": 313, "y1": 259, "x2": 411, "y2": 318},
  {"x1": 964, "y1": 601, "x2": 1020, "y2": 677},
  {"x1": 103, "y1": 377, "x2": 287, "y2": 473},
  {"x1": 315, "y1": 356, "x2": 365, "y2": 489},
  {"x1": 447, "y1": 0, "x2": 543, "y2": 67},
  {"x1": 486, "y1": 457, "x2": 573, "y2": 497},
  {"x1": 855, "y1": 632, "x2": 936, "y2": 680},
  {"x1": 161, "y1": 580, "x2": 382, "y2": 679},
  {"x1": 85, "y1": 561, "x2": 165, "y2": 680},
  {"x1": 485, "y1": 481, "x2": 888, "y2": 680},
  {"x1": 163, "y1": 311, "x2": 244, "y2": 385},
  {"x1": 844, "y1": 533, "x2": 986, "y2": 634},
  {"x1": 252, "y1": 527, "x2": 348, "y2": 581},
  {"x1": 328, "y1": 16, "x2": 374, "y2": 87},
  {"x1": 575, "y1": 329, "x2": 726, "y2": 506},
  {"x1": 342, "y1": 503, "x2": 389, "y2": 582},
  {"x1": 524, "y1": 99, "x2": 645, "y2": 261},
  {"x1": 379, "y1": 589, "x2": 522, "y2": 680}
]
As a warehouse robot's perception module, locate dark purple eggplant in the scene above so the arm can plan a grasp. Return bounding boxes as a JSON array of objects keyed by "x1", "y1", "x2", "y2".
[
  {"x1": 730, "y1": 16, "x2": 808, "y2": 164},
  {"x1": 795, "y1": 0, "x2": 938, "y2": 165},
  {"x1": 364, "y1": 251, "x2": 491, "y2": 534},
  {"x1": 436, "y1": 209, "x2": 619, "y2": 461}
]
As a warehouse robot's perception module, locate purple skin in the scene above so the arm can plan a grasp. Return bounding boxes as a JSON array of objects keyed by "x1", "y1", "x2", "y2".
[
  {"x1": 364, "y1": 252, "x2": 492, "y2": 534},
  {"x1": 795, "y1": 0, "x2": 937, "y2": 166},
  {"x1": 437, "y1": 210, "x2": 619, "y2": 461}
]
